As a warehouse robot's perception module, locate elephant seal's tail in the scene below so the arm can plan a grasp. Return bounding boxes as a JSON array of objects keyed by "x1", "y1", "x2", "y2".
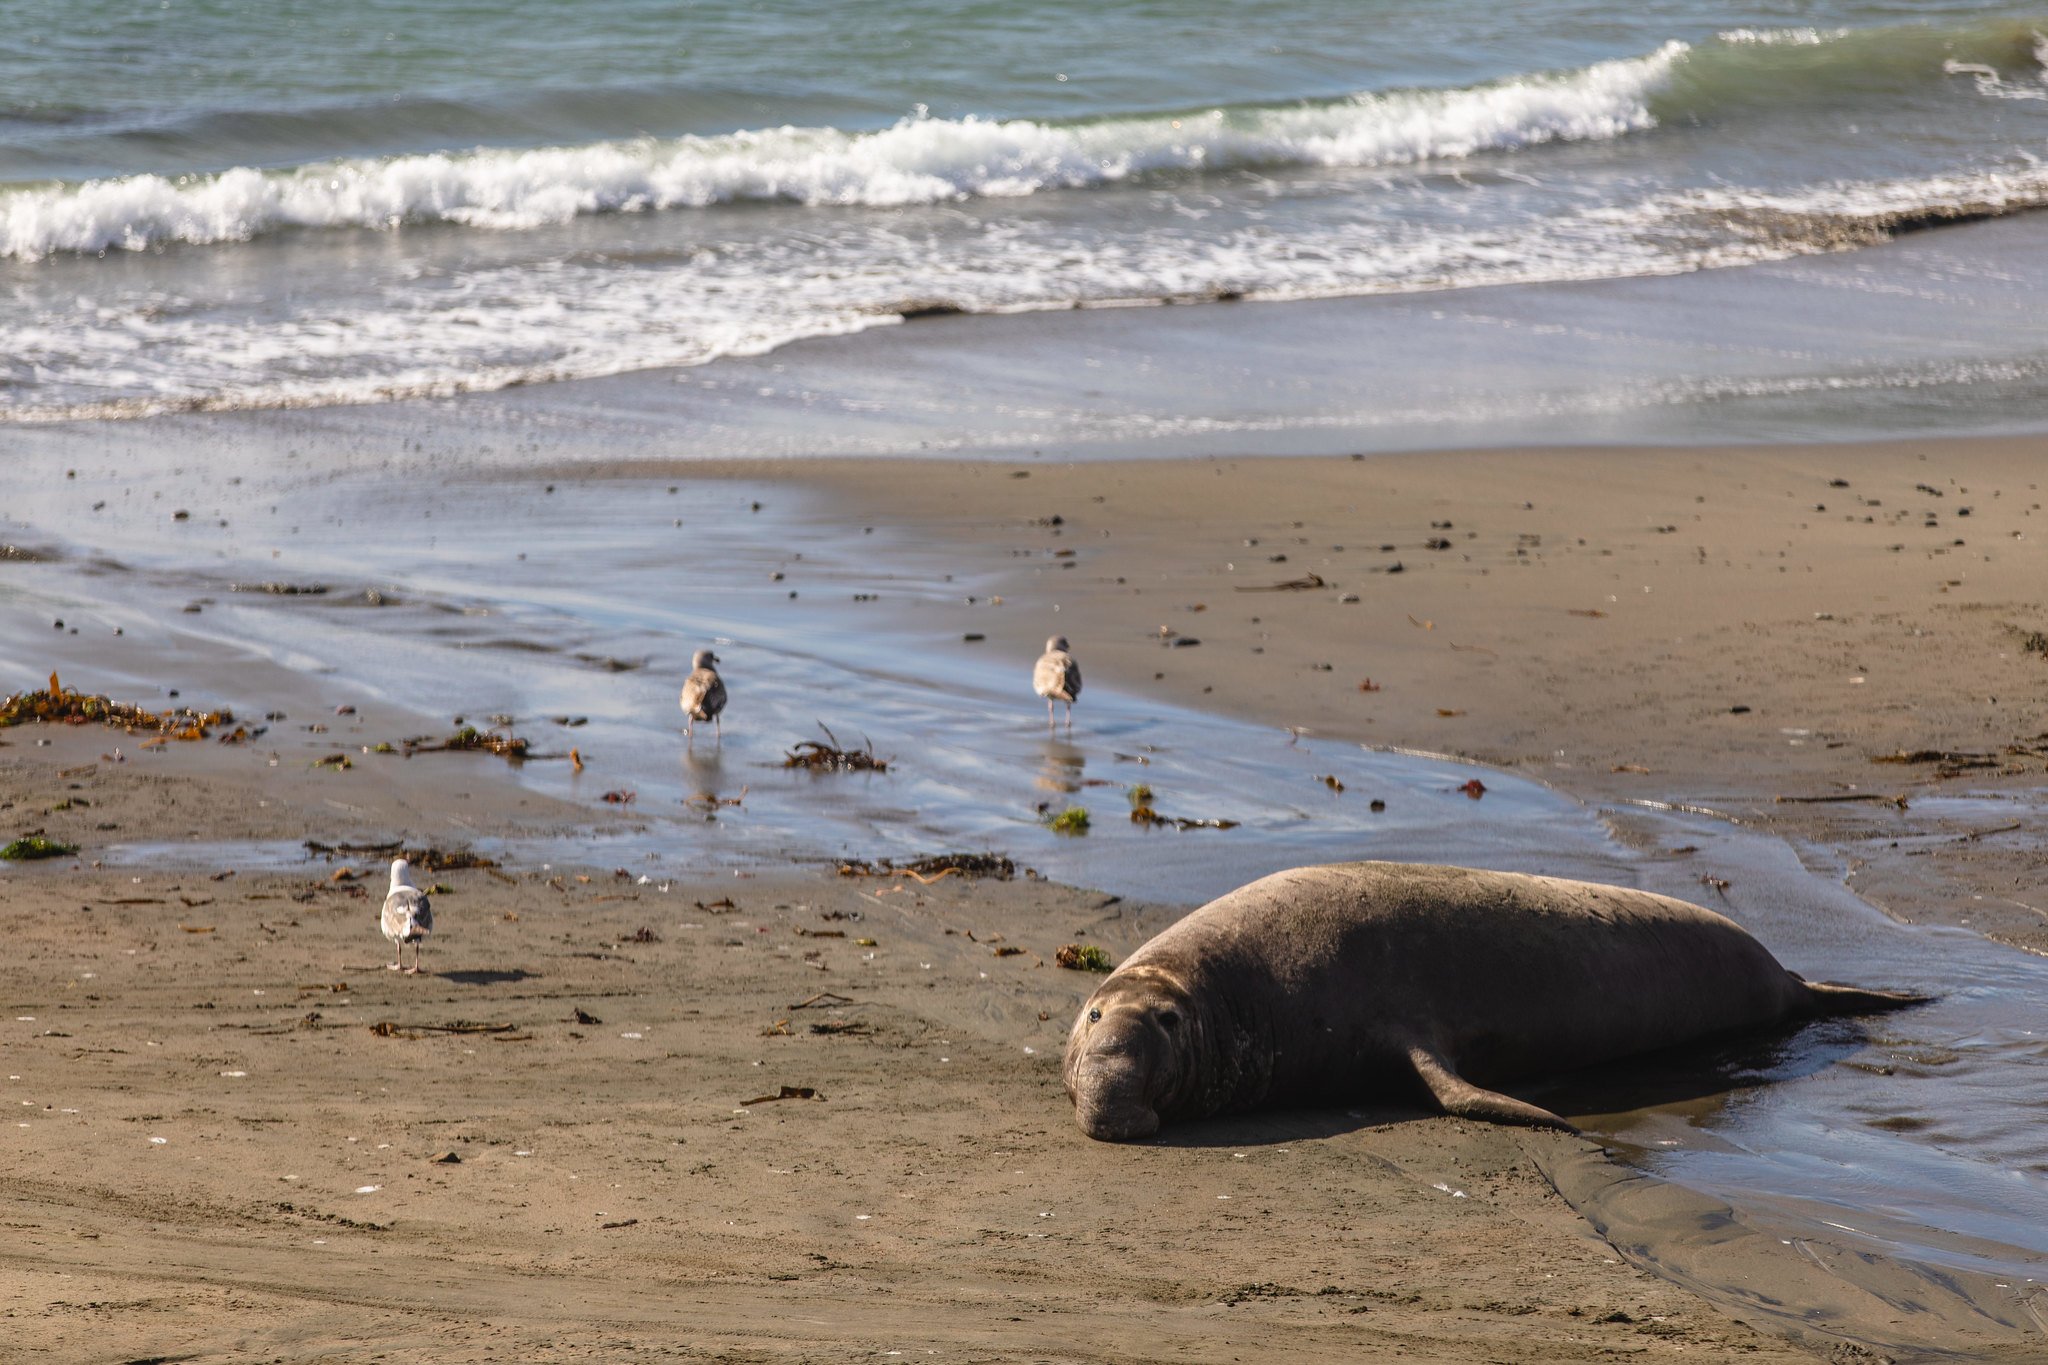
[{"x1": 1796, "y1": 977, "x2": 1932, "y2": 1017}]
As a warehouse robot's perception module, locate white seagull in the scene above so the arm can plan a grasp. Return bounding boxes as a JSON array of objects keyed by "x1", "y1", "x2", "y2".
[
  {"x1": 381, "y1": 857, "x2": 433, "y2": 975},
  {"x1": 1033, "y1": 634, "x2": 1082, "y2": 732},
  {"x1": 680, "y1": 648, "x2": 728, "y2": 743}
]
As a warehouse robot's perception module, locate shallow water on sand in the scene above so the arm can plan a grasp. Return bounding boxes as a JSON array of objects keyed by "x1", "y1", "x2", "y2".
[
  {"x1": 1558, "y1": 807, "x2": 2048, "y2": 1337},
  {"x1": 1, "y1": 470, "x2": 1637, "y2": 900},
  {"x1": 4, "y1": 449, "x2": 2045, "y2": 1335}
]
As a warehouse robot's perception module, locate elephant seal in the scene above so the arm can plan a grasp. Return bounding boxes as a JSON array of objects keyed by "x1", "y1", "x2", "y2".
[{"x1": 1062, "y1": 862, "x2": 1924, "y2": 1139}]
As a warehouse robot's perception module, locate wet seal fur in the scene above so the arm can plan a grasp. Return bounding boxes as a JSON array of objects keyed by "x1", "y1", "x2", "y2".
[{"x1": 1063, "y1": 862, "x2": 1925, "y2": 1139}]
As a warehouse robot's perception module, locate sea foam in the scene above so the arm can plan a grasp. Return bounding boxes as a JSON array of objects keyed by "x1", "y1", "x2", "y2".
[
  {"x1": 10, "y1": 153, "x2": 2048, "y2": 425},
  {"x1": 0, "y1": 44, "x2": 1684, "y2": 261}
]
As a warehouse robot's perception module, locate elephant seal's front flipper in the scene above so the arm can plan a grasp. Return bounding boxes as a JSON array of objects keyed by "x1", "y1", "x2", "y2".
[{"x1": 1406, "y1": 1045, "x2": 1579, "y2": 1134}]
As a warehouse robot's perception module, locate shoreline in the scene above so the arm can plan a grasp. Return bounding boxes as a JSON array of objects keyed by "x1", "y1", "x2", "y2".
[{"x1": 10, "y1": 19, "x2": 2048, "y2": 1354}]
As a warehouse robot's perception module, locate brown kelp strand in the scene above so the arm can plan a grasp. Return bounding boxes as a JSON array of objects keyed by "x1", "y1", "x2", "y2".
[
  {"x1": 303, "y1": 839, "x2": 500, "y2": 872},
  {"x1": 836, "y1": 852, "x2": 1015, "y2": 881},
  {"x1": 783, "y1": 723, "x2": 888, "y2": 772}
]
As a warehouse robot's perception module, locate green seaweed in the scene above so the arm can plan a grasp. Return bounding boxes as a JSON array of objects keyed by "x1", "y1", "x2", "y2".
[
  {"x1": 1046, "y1": 806, "x2": 1090, "y2": 835},
  {"x1": 2, "y1": 836, "x2": 77, "y2": 861}
]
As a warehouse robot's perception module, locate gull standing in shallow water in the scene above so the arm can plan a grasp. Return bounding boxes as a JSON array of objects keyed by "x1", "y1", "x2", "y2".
[
  {"x1": 381, "y1": 858, "x2": 433, "y2": 975},
  {"x1": 1034, "y1": 635, "x2": 1082, "y2": 732},
  {"x1": 680, "y1": 648, "x2": 728, "y2": 744}
]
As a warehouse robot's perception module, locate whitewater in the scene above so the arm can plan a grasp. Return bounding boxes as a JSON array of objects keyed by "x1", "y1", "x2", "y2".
[
  {"x1": 2, "y1": 44, "x2": 1685, "y2": 261},
  {"x1": 4, "y1": 7, "x2": 2048, "y2": 422}
]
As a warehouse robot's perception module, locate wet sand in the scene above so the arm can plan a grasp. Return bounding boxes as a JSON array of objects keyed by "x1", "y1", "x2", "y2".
[
  {"x1": 742, "y1": 437, "x2": 2048, "y2": 950},
  {"x1": 6, "y1": 433, "x2": 2048, "y2": 1362}
]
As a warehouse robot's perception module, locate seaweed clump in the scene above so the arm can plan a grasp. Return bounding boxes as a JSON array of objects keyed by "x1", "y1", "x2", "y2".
[
  {"x1": 836, "y1": 852, "x2": 1015, "y2": 881},
  {"x1": 1045, "y1": 806, "x2": 1090, "y2": 835},
  {"x1": 1, "y1": 671, "x2": 231, "y2": 739},
  {"x1": 1130, "y1": 803, "x2": 1240, "y2": 831},
  {"x1": 304, "y1": 839, "x2": 499, "y2": 872},
  {"x1": 2, "y1": 836, "x2": 77, "y2": 861},
  {"x1": 404, "y1": 726, "x2": 532, "y2": 761},
  {"x1": 1055, "y1": 944, "x2": 1114, "y2": 973},
  {"x1": 784, "y1": 723, "x2": 888, "y2": 772}
]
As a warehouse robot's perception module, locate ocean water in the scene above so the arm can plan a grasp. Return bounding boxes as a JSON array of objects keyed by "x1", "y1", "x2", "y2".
[{"x1": 7, "y1": 0, "x2": 2048, "y2": 427}]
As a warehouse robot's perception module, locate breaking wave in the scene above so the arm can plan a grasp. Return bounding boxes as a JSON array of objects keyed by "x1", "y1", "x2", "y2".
[{"x1": 0, "y1": 45, "x2": 1685, "y2": 260}]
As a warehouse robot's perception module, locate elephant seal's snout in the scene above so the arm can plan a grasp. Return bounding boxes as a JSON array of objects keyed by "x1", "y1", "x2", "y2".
[{"x1": 1068, "y1": 1053, "x2": 1161, "y2": 1141}]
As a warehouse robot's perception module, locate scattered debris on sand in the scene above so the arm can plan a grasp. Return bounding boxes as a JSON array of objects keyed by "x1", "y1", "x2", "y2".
[
  {"x1": 370, "y1": 1020, "x2": 519, "y2": 1039},
  {"x1": 1775, "y1": 793, "x2": 1910, "y2": 809},
  {"x1": 741, "y1": 1085, "x2": 822, "y2": 1105},
  {"x1": 1235, "y1": 572, "x2": 1327, "y2": 592}
]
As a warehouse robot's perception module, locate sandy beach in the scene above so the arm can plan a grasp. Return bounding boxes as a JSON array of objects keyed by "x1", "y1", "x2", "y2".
[
  {"x1": 0, "y1": 808, "x2": 1813, "y2": 1365},
  {"x1": 14, "y1": 5, "x2": 2048, "y2": 1357},
  {"x1": 6, "y1": 429, "x2": 2047, "y2": 1362}
]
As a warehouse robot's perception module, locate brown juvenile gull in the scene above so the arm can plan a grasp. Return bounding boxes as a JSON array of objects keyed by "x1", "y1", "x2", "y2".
[
  {"x1": 680, "y1": 648, "x2": 728, "y2": 743},
  {"x1": 1033, "y1": 634, "x2": 1082, "y2": 732},
  {"x1": 380, "y1": 857, "x2": 433, "y2": 975}
]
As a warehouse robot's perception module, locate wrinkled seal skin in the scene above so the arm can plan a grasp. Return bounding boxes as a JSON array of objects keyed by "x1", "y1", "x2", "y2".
[{"x1": 1063, "y1": 862, "x2": 1924, "y2": 1139}]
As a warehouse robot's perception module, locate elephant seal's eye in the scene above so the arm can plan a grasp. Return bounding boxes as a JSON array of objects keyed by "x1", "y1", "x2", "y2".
[
  {"x1": 1157, "y1": 1009, "x2": 1180, "y2": 1029},
  {"x1": 1087, "y1": 1007, "x2": 1102, "y2": 1023}
]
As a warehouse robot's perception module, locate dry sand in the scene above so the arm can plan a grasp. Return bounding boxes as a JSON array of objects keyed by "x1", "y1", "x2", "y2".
[{"x1": 6, "y1": 435, "x2": 2048, "y2": 1362}]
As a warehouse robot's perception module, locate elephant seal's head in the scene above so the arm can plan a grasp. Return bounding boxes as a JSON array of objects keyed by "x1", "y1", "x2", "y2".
[{"x1": 1062, "y1": 965, "x2": 1198, "y2": 1141}]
